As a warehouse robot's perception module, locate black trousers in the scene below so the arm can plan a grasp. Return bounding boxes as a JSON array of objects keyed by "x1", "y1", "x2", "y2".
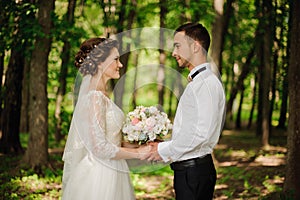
[{"x1": 172, "y1": 156, "x2": 216, "y2": 200}]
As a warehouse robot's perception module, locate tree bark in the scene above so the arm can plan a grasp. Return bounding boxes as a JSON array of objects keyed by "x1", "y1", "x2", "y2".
[
  {"x1": 0, "y1": 53, "x2": 4, "y2": 134},
  {"x1": 277, "y1": 2, "x2": 290, "y2": 130},
  {"x1": 260, "y1": 0, "x2": 272, "y2": 147},
  {"x1": 269, "y1": 39, "x2": 278, "y2": 132},
  {"x1": 114, "y1": 0, "x2": 136, "y2": 109},
  {"x1": 256, "y1": 40, "x2": 263, "y2": 136},
  {"x1": 211, "y1": 0, "x2": 235, "y2": 74},
  {"x1": 23, "y1": 0, "x2": 55, "y2": 169},
  {"x1": 0, "y1": 49, "x2": 24, "y2": 154},
  {"x1": 20, "y1": 61, "x2": 30, "y2": 133},
  {"x1": 283, "y1": 0, "x2": 300, "y2": 198},
  {"x1": 131, "y1": 30, "x2": 142, "y2": 109},
  {"x1": 277, "y1": 66, "x2": 288, "y2": 129},
  {"x1": 235, "y1": 85, "x2": 244, "y2": 129},
  {"x1": 19, "y1": 0, "x2": 36, "y2": 134},
  {"x1": 54, "y1": 0, "x2": 76, "y2": 142},
  {"x1": 247, "y1": 74, "x2": 257, "y2": 129},
  {"x1": 157, "y1": 0, "x2": 167, "y2": 109}
]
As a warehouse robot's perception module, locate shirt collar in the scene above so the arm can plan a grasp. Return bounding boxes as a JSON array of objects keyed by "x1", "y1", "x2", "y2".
[{"x1": 188, "y1": 63, "x2": 210, "y2": 81}]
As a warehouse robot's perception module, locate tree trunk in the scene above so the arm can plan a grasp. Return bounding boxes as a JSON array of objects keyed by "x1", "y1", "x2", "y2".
[
  {"x1": 23, "y1": 0, "x2": 55, "y2": 169},
  {"x1": 235, "y1": 85, "x2": 244, "y2": 129},
  {"x1": 19, "y1": 0, "x2": 36, "y2": 134},
  {"x1": 20, "y1": 60, "x2": 30, "y2": 133},
  {"x1": 157, "y1": 0, "x2": 167, "y2": 109},
  {"x1": 211, "y1": 0, "x2": 224, "y2": 72},
  {"x1": 114, "y1": 0, "x2": 136, "y2": 109},
  {"x1": 247, "y1": 74, "x2": 257, "y2": 129},
  {"x1": 256, "y1": 41, "x2": 263, "y2": 136},
  {"x1": 168, "y1": 79, "x2": 175, "y2": 118},
  {"x1": 283, "y1": 0, "x2": 300, "y2": 198},
  {"x1": 0, "y1": 49, "x2": 24, "y2": 154},
  {"x1": 131, "y1": 29, "x2": 142, "y2": 109},
  {"x1": 277, "y1": 2, "x2": 290, "y2": 130},
  {"x1": 54, "y1": 0, "x2": 76, "y2": 142},
  {"x1": 211, "y1": 0, "x2": 235, "y2": 74},
  {"x1": 0, "y1": 53, "x2": 4, "y2": 132},
  {"x1": 277, "y1": 66, "x2": 288, "y2": 129},
  {"x1": 131, "y1": 51, "x2": 139, "y2": 109},
  {"x1": 260, "y1": 0, "x2": 272, "y2": 148},
  {"x1": 269, "y1": 40, "x2": 278, "y2": 133}
]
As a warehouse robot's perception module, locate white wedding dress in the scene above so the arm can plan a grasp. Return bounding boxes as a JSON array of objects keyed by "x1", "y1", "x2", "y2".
[{"x1": 62, "y1": 75, "x2": 135, "y2": 200}]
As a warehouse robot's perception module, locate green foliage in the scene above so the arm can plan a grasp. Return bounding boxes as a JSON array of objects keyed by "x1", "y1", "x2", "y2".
[
  {"x1": 0, "y1": 154, "x2": 63, "y2": 200},
  {"x1": 0, "y1": 1, "x2": 38, "y2": 54},
  {"x1": 263, "y1": 175, "x2": 282, "y2": 193},
  {"x1": 1, "y1": 170, "x2": 62, "y2": 199},
  {"x1": 51, "y1": 12, "x2": 86, "y2": 44}
]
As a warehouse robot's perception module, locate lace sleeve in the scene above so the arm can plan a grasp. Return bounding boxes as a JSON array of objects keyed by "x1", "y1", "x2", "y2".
[{"x1": 86, "y1": 91, "x2": 119, "y2": 160}]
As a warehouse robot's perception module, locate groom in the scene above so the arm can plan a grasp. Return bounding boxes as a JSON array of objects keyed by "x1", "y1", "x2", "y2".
[{"x1": 143, "y1": 23, "x2": 226, "y2": 200}]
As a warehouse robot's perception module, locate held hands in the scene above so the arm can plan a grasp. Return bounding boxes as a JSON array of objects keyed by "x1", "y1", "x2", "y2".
[
  {"x1": 119, "y1": 141, "x2": 162, "y2": 160},
  {"x1": 140, "y1": 142, "x2": 163, "y2": 162},
  {"x1": 136, "y1": 145, "x2": 152, "y2": 159}
]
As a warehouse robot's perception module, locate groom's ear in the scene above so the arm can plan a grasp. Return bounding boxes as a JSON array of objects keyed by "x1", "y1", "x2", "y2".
[{"x1": 193, "y1": 41, "x2": 202, "y2": 53}]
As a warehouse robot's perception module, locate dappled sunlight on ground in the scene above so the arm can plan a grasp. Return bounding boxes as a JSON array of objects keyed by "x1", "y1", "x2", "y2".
[
  {"x1": 134, "y1": 174, "x2": 174, "y2": 199},
  {"x1": 212, "y1": 129, "x2": 286, "y2": 199},
  {"x1": 253, "y1": 154, "x2": 285, "y2": 167},
  {"x1": 216, "y1": 152, "x2": 286, "y2": 167}
]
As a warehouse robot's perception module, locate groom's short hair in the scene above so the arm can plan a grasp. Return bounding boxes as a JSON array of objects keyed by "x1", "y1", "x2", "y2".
[{"x1": 175, "y1": 23, "x2": 210, "y2": 52}]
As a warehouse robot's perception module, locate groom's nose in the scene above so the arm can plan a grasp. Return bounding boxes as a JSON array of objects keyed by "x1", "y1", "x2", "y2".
[{"x1": 172, "y1": 49, "x2": 177, "y2": 57}]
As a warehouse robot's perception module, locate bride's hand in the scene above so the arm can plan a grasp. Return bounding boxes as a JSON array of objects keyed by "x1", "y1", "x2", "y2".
[{"x1": 136, "y1": 145, "x2": 152, "y2": 159}]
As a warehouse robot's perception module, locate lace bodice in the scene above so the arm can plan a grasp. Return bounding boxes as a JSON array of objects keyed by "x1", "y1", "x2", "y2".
[
  {"x1": 63, "y1": 90, "x2": 125, "y2": 164},
  {"x1": 88, "y1": 90, "x2": 124, "y2": 147}
]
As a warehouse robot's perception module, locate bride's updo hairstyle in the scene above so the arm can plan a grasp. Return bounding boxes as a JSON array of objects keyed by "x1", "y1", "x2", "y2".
[{"x1": 74, "y1": 37, "x2": 118, "y2": 76}]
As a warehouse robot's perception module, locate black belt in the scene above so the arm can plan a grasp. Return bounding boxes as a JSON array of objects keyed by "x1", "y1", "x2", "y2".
[{"x1": 170, "y1": 154, "x2": 212, "y2": 170}]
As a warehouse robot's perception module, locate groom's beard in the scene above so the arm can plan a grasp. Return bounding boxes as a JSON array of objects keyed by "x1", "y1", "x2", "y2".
[{"x1": 177, "y1": 57, "x2": 190, "y2": 68}]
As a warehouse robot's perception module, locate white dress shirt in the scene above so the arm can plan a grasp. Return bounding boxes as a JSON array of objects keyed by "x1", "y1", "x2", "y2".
[{"x1": 158, "y1": 63, "x2": 226, "y2": 162}]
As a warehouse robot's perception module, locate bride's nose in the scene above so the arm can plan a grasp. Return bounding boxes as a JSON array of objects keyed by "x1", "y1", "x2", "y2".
[{"x1": 118, "y1": 60, "x2": 123, "y2": 68}]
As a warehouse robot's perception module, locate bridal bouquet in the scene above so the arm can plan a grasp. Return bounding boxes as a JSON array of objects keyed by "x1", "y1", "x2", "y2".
[{"x1": 122, "y1": 106, "x2": 172, "y2": 145}]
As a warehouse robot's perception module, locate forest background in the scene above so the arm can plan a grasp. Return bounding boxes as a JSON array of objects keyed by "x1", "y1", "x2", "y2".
[{"x1": 0, "y1": 0, "x2": 300, "y2": 199}]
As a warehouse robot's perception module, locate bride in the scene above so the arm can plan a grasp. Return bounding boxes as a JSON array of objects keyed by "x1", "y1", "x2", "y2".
[{"x1": 62, "y1": 37, "x2": 149, "y2": 200}]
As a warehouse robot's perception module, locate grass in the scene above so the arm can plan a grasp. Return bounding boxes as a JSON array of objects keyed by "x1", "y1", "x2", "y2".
[{"x1": 0, "y1": 128, "x2": 287, "y2": 199}]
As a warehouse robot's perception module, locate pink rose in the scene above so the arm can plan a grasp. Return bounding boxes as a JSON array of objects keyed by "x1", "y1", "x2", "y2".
[{"x1": 131, "y1": 117, "x2": 140, "y2": 125}]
